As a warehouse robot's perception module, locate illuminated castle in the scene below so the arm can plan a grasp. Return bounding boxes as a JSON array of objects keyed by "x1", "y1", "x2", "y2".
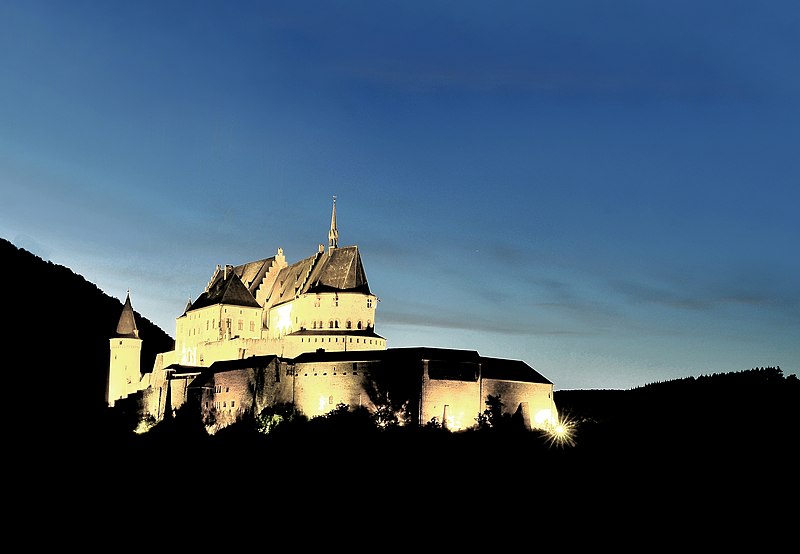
[{"x1": 108, "y1": 198, "x2": 559, "y2": 432}]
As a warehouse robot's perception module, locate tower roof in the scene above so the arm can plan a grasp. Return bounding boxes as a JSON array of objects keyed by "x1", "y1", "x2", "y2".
[{"x1": 116, "y1": 291, "x2": 140, "y2": 339}]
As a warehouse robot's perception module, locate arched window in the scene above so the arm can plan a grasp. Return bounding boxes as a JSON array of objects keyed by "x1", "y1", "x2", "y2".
[
  {"x1": 346, "y1": 320, "x2": 352, "y2": 329},
  {"x1": 329, "y1": 320, "x2": 334, "y2": 329},
  {"x1": 357, "y1": 321, "x2": 362, "y2": 330}
]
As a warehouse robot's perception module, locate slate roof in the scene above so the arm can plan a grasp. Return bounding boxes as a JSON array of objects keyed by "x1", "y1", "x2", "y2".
[
  {"x1": 287, "y1": 348, "x2": 550, "y2": 384},
  {"x1": 289, "y1": 328, "x2": 385, "y2": 339},
  {"x1": 189, "y1": 270, "x2": 261, "y2": 311},
  {"x1": 115, "y1": 292, "x2": 139, "y2": 338},
  {"x1": 289, "y1": 347, "x2": 481, "y2": 365},
  {"x1": 480, "y1": 357, "x2": 553, "y2": 385},
  {"x1": 164, "y1": 364, "x2": 204, "y2": 376},
  {"x1": 208, "y1": 354, "x2": 280, "y2": 372},
  {"x1": 267, "y1": 246, "x2": 370, "y2": 308},
  {"x1": 232, "y1": 257, "x2": 276, "y2": 296}
]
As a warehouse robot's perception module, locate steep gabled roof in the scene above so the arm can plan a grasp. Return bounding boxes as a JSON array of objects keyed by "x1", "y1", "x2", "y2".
[
  {"x1": 266, "y1": 245, "x2": 371, "y2": 307},
  {"x1": 115, "y1": 292, "x2": 139, "y2": 339},
  {"x1": 306, "y1": 246, "x2": 370, "y2": 293},
  {"x1": 232, "y1": 257, "x2": 276, "y2": 296},
  {"x1": 189, "y1": 270, "x2": 261, "y2": 311}
]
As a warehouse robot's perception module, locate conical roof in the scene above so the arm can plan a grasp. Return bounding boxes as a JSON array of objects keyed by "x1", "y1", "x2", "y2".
[{"x1": 116, "y1": 291, "x2": 140, "y2": 339}]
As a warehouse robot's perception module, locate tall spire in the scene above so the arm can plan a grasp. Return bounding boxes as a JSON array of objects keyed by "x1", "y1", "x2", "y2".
[{"x1": 328, "y1": 195, "x2": 339, "y2": 250}]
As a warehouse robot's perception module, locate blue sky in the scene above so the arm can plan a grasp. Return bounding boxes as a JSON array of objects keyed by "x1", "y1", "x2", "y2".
[{"x1": 2, "y1": 1, "x2": 798, "y2": 390}]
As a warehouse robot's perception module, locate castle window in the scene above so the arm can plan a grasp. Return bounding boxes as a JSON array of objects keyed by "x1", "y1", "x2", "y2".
[
  {"x1": 206, "y1": 321, "x2": 209, "y2": 331},
  {"x1": 313, "y1": 321, "x2": 317, "y2": 329},
  {"x1": 367, "y1": 298, "x2": 373, "y2": 308},
  {"x1": 346, "y1": 320, "x2": 352, "y2": 329},
  {"x1": 329, "y1": 320, "x2": 334, "y2": 329},
  {"x1": 357, "y1": 321, "x2": 362, "y2": 330},
  {"x1": 231, "y1": 401, "x2": 235, "y2": 407},
  {"x1": 250, "y1": 321, "x2": 255, "y2": 332},
  {"x1": 238, "y1": 320, "x2": 243, "y2": 331},
  {"x1": 315, "y1": 295, "x2": 320, "y2": 307},
  {"x1": 329, "y1": 395, "x2": 334, "y2": 404}
]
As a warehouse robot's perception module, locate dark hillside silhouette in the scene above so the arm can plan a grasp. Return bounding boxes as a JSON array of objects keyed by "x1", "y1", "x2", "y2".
[
  {"x1": 555, "y1": 366, "x2": 799, "y2": 466},
  {"x1": 1, "y1": 237, "x2": 174, "y2": 437},
  {"x1": 3, "y1": 235, "x2": 797, "y2": 494}
]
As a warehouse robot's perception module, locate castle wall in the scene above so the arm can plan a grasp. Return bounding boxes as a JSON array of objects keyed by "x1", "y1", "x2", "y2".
[
  {"x1": 290, "y1": 360, "x2": 377, "y2": 418},
  {"x1": 169, "y1": 378, "x2": 194, "y2": 413},
  {"x1": 481, "y1": 379, "x2": 557, "y2": 430},
  {"x1": 141, "y1": 352, "x2": 175, "y2": 419},
  {"x1": 199, "y1": 359, "x2": 294, "y2": 430},
  {"x1": 420, "y1": 360, "x2": 482, "y2": 430}
]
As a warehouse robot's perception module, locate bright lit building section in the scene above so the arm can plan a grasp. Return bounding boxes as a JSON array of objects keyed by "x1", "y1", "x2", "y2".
[{"x1": 107, "y1": 197, "x2": 560, "y2": 431}]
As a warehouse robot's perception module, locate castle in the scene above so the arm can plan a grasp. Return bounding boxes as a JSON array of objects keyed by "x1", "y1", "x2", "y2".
[{"x1": 108, "y1": 198, "x2": 559, "y2": 432}]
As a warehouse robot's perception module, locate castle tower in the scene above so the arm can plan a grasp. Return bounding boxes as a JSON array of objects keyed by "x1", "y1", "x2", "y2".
[{"x1": 107, "y1": 291, "x2": 143, "y2": 407}]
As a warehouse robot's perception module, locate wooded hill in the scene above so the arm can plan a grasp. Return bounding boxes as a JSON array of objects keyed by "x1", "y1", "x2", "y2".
[{"x1": 1, "y1": 237, "x2": 174, "y2": 426}]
